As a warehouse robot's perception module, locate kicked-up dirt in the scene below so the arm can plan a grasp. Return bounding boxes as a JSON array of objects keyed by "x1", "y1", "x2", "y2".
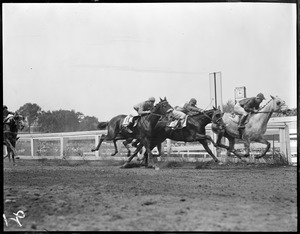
[{"x1": 3, "y1": 159, "x2": 297, "y2": 231}]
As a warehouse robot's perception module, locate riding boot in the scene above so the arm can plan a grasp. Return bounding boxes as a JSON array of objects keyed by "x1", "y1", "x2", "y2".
[
  {"x1": 238, "y1": 115, "x2": 247, "y2": 138},
  {"x1": 124, "y1": 122, "x2": 133, "y2": 134},
  {"x1": 238, "y1": 115, "x2": 247, "y2": 129}
]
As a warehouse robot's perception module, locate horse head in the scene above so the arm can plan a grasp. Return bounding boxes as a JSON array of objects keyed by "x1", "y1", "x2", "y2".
[
  {"x1": 12, "y1": 113, "x2": 26, "y2": 131},
  {"x1": 152, "y1": 97, "x2": 173, "y2": 116},
  {"x1": 211, "y1": 107, "x2": 226, "y2": 131},
  {"x1": 268, "y1": 95, "x2": 288, "y2": 113}
]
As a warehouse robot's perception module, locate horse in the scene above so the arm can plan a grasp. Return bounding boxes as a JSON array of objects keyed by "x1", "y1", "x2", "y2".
[
  {"x1": 125, "y1": 107, "x2": 223, "y2": 165},
  {"x1": 121, "y1": 97, "x2": 173, "y2": 169},
  {"x1": 91, "y1": 114, "x2": 136, "y2": 157},
  {"x1": 3, "y1": 113, "x2": 26, "y2": 165},
  {"x1": 211, "y1": 95, "x2": 288, "y2": 159}
]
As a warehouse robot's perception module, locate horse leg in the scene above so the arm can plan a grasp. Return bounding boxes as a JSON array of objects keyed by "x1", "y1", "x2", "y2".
[
  {"x1": 121, "y1": 142, "x2": 144, "y2": 168},
  {"x1": 215, "y1": 132, "x2": 230, "y2": 151},
  {"x1": 199, "y1": 139, "x2": 221, "y2": 164},
  {"x1": 243, "y1": 140, "x2": 250, "y2": 157},
  {"x1": 111, "y1": 139, "x2": 119, "y2": 156},
  {"x1": 227, "y1": 138, "x2": 242, "y2": 159},
  {"x1": 5, "y1": 140, "x2": 17, "y2": 165},
  {"x1": 195, "y1": 133, "x2": 217, "y2": 148},
  {"x1": 123, "y1": 140, "x2": 132, "y2": 157},
  {"x1": 254, "y1": 137, "x2": 271, "y2": 159},
  {"x1": 91, "y1": 135, "x2": 105, "y2": 152}
]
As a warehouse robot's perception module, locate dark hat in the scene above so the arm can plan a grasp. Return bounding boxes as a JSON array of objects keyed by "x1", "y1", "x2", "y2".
[{"x1": 256, "y1": 93, "x2": 265, "y2": 100}]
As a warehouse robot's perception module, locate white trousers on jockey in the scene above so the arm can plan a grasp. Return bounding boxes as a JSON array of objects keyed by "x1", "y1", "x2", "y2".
[
  {"x1": 234, "y1": 102, "x2": 248, "y2": 116},
  {"x1": 171, "y1": 109, "x2": 186, "y2": 120}
]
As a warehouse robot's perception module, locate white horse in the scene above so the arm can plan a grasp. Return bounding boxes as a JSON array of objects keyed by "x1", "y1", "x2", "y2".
[{"x1": 211, "y1": 95, "x2": 288, "y2": 159}]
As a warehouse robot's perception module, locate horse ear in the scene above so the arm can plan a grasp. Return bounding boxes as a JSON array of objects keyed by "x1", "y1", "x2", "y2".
[
  {"x1": 270, "y1": 95, "x2": 275, "y2": 99},
  {"x1": 160, "y1": 97, "x2": 162, "y2": 102},
  {"x1": 164, "y1": 97, "x2": 166, "y2": 101}
]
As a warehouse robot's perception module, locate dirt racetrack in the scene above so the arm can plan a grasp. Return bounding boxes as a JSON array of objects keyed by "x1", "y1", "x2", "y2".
[{"x1": 3, "y1": 159, "x2": 297, "y2": 232}]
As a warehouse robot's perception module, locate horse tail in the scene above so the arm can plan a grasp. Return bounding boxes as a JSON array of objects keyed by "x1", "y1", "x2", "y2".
[{"x1": 97, "y1": 121, "x2": 109, "y2": 130}]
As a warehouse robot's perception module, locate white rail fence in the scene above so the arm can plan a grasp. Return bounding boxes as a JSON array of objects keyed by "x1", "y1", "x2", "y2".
[{"x1": 5, "y1": 117, "x2": 297, "y2": 165}]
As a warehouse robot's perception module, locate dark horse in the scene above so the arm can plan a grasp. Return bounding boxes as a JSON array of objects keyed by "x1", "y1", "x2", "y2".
[
  {"x1": 121, "y1": 97, "x2": 173, "y2": 169},
  {"x1": 126, "y1": 107, "x2": 223, "y2": 165},
  {"x1": 91, "y1": 114, "x2": 135, "y2": 157},
  {"x1": 3, "y1": 113, "x2": 25, "y2": 165},
  {"x1": 91, "y1": 98, "x2": 172, "y2": 161}
]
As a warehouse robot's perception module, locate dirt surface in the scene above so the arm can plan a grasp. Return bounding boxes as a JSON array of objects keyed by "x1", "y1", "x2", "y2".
[{"x1": 3, "y1": 159, "x2": 297, "y2": 232}]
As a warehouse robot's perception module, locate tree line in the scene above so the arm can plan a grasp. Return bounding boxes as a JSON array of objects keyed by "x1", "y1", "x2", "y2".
[{"x1": 16, "y1": 103, "x2": 99, "y2": 133}]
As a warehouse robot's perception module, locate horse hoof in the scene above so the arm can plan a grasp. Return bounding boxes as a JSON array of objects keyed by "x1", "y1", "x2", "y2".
[{"x1": 120, "y1": 163, "x2": 128, "y2": 168}]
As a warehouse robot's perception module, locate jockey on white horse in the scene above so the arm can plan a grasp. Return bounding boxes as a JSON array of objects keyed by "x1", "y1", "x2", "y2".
[{"x1": 234, "y1": 93, "x2": 265, "y2": 137}]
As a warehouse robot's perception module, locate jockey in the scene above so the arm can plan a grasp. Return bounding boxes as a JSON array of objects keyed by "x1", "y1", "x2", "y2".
[
  {"x1": 176, "y1": 98, "x2": 203, "y2": 116},
  {"x1": 125, "y1": 97, "x2": 156, "y2": 133},
  {"x1": 166, "y1": 107, "x2": 186, "y2": 129},
  {"x1": 3, "y1": 105, "x2": 15, "y2": 123},
  {"x1": 234, "y1": 92, "x2": 265, "y2": 129}
]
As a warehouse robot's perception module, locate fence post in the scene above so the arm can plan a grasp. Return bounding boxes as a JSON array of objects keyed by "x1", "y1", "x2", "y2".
[
  {"x1": 166, "y1": 139, "x2": 172, "y2": 156},
  {"x1": 284, "y1": 125, "x2": 292, "y2": 164},
  {"x1": 94, "y1": 135, "x2": 100, "y2": 158},
  {"x1": 279, "y1": 125, "x2": 291, "y2": 164},
  {"x1": 30, "y1": 139, "x2": 38, "y2": 157},
  {"x1": 60, "y1": 137, "x2": 68, "y2": 158}
]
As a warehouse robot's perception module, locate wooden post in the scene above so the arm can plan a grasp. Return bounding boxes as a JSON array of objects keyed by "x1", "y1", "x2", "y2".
[
  {"x1": 166, "y1": 139, "x2": 172, "y2": 157},
  {"x1": 279, "y1": 125, "x2": 291, "y2": 164},
  {"x1": 94, "y1": 135, "x2": 100, "y2": 158},
  {"x1": 284, "y1": 124, "x2": 291, "y2": 164},
  {"x1": 60, "y1": 137, "x2": 68, "y2": 158},
  {"x1": 30, "y1": 139, "x2": 38, "y2": 157}
]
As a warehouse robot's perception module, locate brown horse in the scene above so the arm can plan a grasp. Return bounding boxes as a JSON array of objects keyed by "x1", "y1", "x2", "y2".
[
  {"x1": 91, "y1": 114, "x2": 135, "y2": 156},
  {"x1": 121, "y1": 97, "x2": 173, "y2": 169},
  {"x1": 3, "y1": 113, "x2": 25, "y2": 165},
  {"x1": 126, "y1": 107, "x2": 223, "y2": 165}
]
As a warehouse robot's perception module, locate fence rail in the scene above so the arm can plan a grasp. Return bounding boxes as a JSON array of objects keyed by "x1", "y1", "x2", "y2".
[{"x1": 6, "y1": 117, "x2": 297, "y2": 165}]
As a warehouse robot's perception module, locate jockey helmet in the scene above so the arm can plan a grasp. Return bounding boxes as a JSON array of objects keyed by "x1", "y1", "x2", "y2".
[
  {"x1": 190, "y1": 98, "x2": 197, "y2": 105},
  {"x1": 3, "y1": 105, "x2": 8, "y2": 110},
  {"x1": 256, "y1": 93, "x2": 265, "y2": 100},
  {"x1": 148, "y1": 97, "x2": 155, "y2": 102}
]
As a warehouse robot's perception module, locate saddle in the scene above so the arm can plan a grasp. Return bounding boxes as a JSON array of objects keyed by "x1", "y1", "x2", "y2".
[
  {"x1": 229, "y1": 113, "x2": 250, "y2": 125},
  {"x1": 122, "y1": 115, "x2": 139, "y2": 127},
  {"x1": 167, "y1": 116, "x2": 188, "y2": 129}
]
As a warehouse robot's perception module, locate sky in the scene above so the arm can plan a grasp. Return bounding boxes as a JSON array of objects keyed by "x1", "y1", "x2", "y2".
[{"x1": 3, "y1": 3, "x2": 297, "y2": 121}]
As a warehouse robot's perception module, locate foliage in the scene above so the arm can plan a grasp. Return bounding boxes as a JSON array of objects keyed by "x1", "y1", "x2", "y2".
[
  {"x1": 222, "y1": 100, "x2": 235, "y2": 113},
  {"x1": 78, "y1": 116, "x2": 99, "y2": 131},
  {"x1": 271, "y1": 107, "x2": 297, "y2": 117},
  {"x1": 17, "y1": 103, "x2": 42, "y2": 133}
]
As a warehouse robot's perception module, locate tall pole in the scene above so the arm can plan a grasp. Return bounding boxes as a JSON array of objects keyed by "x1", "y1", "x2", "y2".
[{"x1": 214, "y1": 72, "x2": 217, "y2": 108}]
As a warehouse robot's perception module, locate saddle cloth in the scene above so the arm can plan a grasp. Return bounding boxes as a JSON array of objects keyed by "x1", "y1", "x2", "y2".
[
  {"x1": 168, "y1": 115, "x2": 188, "y2": 129},
  {"x1": 229, "y1": 113, "x2": 250, "y2": 125},
  {"x1": 122, "y1": 115, "x2": 138, "y2": 127}
]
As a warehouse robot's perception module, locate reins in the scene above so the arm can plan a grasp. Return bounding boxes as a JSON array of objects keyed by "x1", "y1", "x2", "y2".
[{"x1": 255, "y1": 98, "x2": 284, "y2": 114}]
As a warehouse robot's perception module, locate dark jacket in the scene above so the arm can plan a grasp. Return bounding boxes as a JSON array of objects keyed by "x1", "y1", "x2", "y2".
[
  {"x1": 3, "y1": 109, "x2": 14, "y2": 121},
  {"x1": 239, "y1": 97, "x2": 260, "y2": 112}
]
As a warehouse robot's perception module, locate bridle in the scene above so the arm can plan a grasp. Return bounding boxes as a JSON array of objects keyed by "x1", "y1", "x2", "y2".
[{"x1": 255, "y1": 98, "x2": 286, "y2": 114}]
